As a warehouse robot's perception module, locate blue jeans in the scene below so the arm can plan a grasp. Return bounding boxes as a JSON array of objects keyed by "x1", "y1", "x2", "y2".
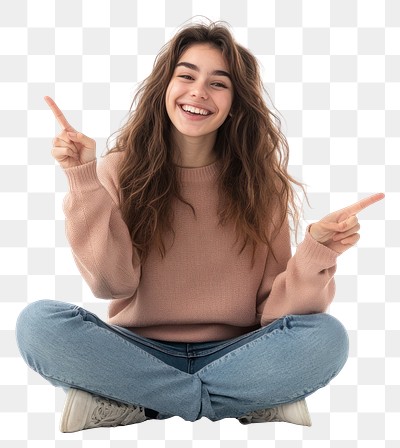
[{"x1": 15, "y1": 300, "x2": 349, "y2": 422}]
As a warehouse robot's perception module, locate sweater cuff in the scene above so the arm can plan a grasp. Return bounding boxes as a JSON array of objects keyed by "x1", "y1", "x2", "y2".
[
  {"x1": 63, "y1": 160, "x2": 100, "y2": 191},
  {"x1": 299, "y1": 229, "x2": 339, "y2": 268}
]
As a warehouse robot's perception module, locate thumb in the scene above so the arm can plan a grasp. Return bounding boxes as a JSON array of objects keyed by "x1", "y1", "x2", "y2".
[{"x1": 67, "y1": 131, "x2": 96, "y2": 150}]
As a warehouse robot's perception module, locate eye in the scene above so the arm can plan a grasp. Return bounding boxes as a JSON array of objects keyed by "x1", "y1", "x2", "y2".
[
  {"x1": 178, "y1": 74, "x2": 194, "y2": 80},
  {"x1": 211, "y1": 81, "x2": 228, "y2": 89}
]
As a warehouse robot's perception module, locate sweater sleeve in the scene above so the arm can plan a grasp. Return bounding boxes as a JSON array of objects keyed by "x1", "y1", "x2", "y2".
[
  {"x1": 62, "y1": 152, "x2": 141, "y2": 300},
  {"x1": 257, "y1": 220, "x2": 339, "y2": 326}
]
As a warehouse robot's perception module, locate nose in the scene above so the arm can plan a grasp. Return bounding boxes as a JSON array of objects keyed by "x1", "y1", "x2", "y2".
[{"x1": 191, "y1": 82, "x2": 208, "y2": 100}]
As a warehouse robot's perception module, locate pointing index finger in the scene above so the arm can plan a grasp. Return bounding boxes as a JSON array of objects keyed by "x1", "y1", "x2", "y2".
[
  {"x1": 44, "y1": 96, "x2": 75, "y2": 131},
  {"x1": 343, "y1": 193, "x2": 385, "y2": 216}
]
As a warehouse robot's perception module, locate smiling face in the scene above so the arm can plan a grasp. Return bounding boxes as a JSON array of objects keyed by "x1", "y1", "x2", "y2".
[{"x1": 165, "y1": 43, "x2": 234, "y2": 151}]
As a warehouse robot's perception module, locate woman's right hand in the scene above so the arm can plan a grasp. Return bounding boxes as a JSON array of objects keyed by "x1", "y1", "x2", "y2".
[{"x1": 44, "y1": 96, "x2": 96, "y2": 169}]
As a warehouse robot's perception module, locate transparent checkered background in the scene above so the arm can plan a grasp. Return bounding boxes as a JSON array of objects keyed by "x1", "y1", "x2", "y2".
[{"x1": 0, "y1": 0, "x2": 399, "y2": 446}]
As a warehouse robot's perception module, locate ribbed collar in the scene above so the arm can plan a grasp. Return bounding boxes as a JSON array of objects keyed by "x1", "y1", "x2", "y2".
[{"x1": 176, "y1": 160, "x2": 221, "y2": 182}]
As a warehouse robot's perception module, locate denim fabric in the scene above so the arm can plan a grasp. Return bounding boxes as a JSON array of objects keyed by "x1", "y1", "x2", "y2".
[{"x1": 15, "y1": 300, "x2": 349, "y2": 422}]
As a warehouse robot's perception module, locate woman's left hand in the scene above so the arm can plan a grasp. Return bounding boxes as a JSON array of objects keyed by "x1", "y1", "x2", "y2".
[{"x1": 309, "y1": 193, "x2": 385, "y2": 254}]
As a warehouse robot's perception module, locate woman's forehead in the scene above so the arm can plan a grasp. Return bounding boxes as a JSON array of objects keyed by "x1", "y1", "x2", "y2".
[{"x1": 178, "y1": 43, "x2": 228, "y2": 69}]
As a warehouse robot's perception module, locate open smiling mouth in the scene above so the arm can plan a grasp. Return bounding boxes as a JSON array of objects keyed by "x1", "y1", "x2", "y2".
[{"x1": 180, "y1": 104, "x2": 213, "y2": 116}]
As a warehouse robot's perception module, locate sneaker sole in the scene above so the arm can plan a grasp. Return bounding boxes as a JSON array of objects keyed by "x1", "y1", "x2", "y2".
[
  {"x1": 60, "y1": 389, "x2": 92, "y2": 433},
  {"x1": 287, "y1": 399, "x2": 312, "y2": 427}
]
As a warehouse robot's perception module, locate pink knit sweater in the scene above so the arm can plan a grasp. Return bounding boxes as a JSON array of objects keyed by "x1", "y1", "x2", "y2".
[{"x1": 63, "y1": 151, "x2": 339, "y2": 342}]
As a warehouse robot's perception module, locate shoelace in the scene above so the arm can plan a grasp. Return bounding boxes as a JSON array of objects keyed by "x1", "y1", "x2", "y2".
[
  {"x1": 251, "y1": 408, "x2": 280, "y2": 422},
  {"x1": 239, "y1": 407, "x2": 280, "y2": 424},
  {"x1": 90, "y1": 396, "x2": 145, "y2": 427}
]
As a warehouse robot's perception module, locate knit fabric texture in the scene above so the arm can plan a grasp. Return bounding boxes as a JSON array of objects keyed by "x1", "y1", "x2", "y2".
[{"x1": 62, "y1": 152, "x2": 339, "y2": 342}]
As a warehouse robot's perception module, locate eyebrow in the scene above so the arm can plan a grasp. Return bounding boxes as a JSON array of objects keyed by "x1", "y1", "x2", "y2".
[{"x1": 176, "y1": 61, "x2": 231, "y2": 79}]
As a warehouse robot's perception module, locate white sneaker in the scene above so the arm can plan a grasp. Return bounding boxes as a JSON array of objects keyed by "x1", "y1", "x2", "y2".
[
  {"x1": 60, "y1": 389, "x2": 148, "y2": 433},
  {"x1": 238, "y1": 399, "x2": 312, "y2": 426}
]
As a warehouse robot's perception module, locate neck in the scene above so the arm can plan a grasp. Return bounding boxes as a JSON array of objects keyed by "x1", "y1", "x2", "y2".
[{"x1": 172, "y1": 131, "x2": 217, "y2": 168}]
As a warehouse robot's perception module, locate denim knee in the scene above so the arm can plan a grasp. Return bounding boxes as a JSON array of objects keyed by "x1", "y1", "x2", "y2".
[
  {"x1": 312, "y1": 313, "x2": 349, "y2": 377},
  {"x1": 16, "y1": 300, "x2": 46, "y2": 340},
  {"x1": 15, "y1": 300, "x2": 58, "y2": 367}
]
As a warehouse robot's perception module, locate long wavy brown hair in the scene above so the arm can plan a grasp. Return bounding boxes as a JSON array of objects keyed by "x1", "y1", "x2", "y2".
[{"x1": 107, "y1": 20, "x2": 304, "y2": 263}]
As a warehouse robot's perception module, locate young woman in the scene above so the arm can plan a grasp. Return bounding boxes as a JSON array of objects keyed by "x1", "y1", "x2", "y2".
[{"x1": 16, "y1": 22, "x2": 384, "y2": 433}]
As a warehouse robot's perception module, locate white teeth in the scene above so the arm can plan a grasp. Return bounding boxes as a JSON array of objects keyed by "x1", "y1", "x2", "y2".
[{"x1": 181, "y1": 105, "x2": 211, "y2": 116}]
